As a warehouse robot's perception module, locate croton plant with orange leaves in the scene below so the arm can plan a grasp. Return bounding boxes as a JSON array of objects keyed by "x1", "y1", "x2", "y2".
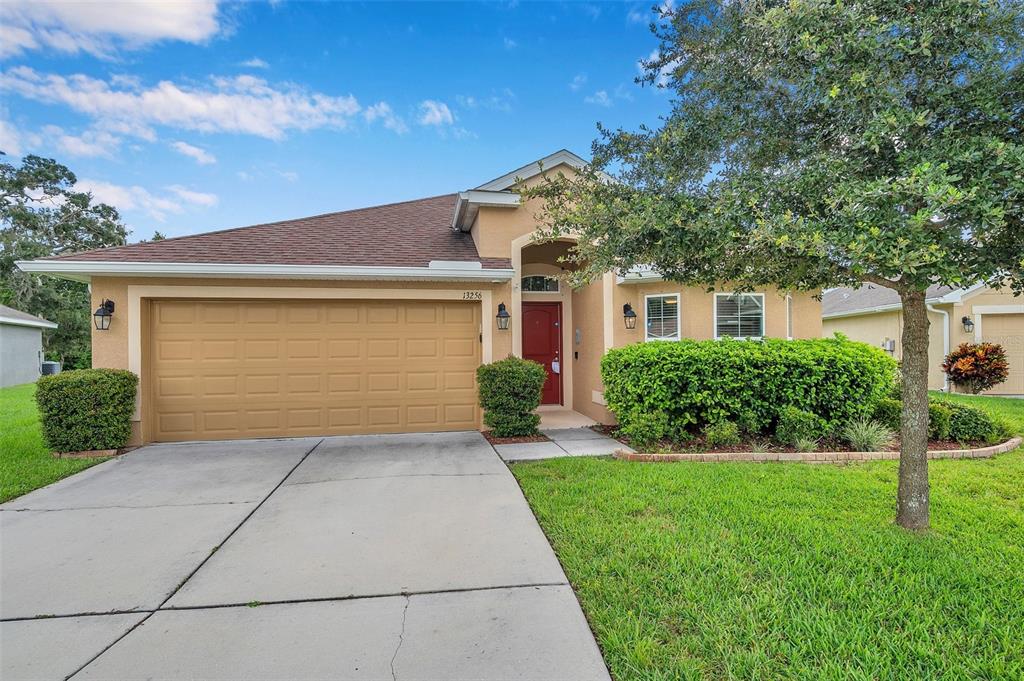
[{"x1": 942, "y1": 343, "x2": 1010, "y2": 395}]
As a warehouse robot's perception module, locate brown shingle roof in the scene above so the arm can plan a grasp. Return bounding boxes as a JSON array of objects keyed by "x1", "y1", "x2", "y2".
[
  {"x1": 43, "y1": 194, "x2": 511, "y2": 270},
  {"x1": 822, "y1": 283, "x2": 957, "y2": 317}
]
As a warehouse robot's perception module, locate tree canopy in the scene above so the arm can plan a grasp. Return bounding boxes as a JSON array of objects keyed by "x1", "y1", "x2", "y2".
[
  {"x1": 526, "y1": 0, "x2": 1023, "y2": 530},
  {"x1": 1, "y1": 154, "x2": 127, "y2": 368}
]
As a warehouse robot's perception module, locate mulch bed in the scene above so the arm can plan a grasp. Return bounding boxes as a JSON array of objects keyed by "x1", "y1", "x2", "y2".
[
  {"x1": 594, "y1": 426, "x2": 987, "y2": 455},
  {"x1": 482, "y1": 431, "x2": 551, "y2": 445}
]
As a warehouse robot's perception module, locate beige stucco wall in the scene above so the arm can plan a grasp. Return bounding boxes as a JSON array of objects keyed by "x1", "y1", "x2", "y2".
[{"x1": 822, "y1": 305, "x2": 954, "y2": 391}]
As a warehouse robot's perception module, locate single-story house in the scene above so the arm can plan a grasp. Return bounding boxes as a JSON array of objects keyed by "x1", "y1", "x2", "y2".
[
  {"x1": 19, "y1": 150, "x2": 821, "y2": 445},
  {"x1": 822, "y1": 283, "x2": 1023, "y2": 394},
  {"x1": 0, "y1": 304, "x2": 57, "y2": 388}
]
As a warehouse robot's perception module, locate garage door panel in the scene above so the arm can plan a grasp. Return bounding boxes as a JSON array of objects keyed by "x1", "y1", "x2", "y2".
[
  {"x1": 150, "y1": 299, "x2": 480, "y2": 441},
  {"x1": 982, "y1": 314, "x2": 1023, "y2": 394}
]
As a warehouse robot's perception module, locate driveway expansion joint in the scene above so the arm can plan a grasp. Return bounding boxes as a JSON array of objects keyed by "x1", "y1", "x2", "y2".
[
  {"x1": 286, "y1": 471, "x2": 505, "y2": 486},
  {"x1": 64, "y1": 438, "x2": 325, "y2": 680}
]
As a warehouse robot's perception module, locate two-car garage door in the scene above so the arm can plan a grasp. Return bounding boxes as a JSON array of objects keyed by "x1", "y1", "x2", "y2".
[{"x1": 150, "y1": 299, "x2": 481, "y2": 442}]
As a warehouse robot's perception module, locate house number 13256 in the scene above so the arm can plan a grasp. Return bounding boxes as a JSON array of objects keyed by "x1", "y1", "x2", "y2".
[{"x1": 463, "y1": 291, "x2": 482, "y2": 300}]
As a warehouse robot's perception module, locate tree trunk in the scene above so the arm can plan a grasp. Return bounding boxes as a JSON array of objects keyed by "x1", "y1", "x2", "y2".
[{"x1": 897, "y1": 289, "x2": 931, "y2": 530}]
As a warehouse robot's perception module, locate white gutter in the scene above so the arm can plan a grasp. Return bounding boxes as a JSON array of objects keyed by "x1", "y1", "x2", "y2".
[
  {"x1": 0, "y1": 314, "x2": 57, "y2": 330},
  {"x1": 16, "y1": 260, "x2": 515, "y2": 283},
  {"x1": 451, "y1": 190, "x2": 520, "y2": 232},
  {"x1": 927, "y1": 304, "x2": 950, "y2": 391}
]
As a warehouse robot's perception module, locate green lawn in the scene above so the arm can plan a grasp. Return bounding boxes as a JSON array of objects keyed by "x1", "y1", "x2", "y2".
[
  {"x1": 512, "y1": 396, "x2": 1024, "y2": 680},
  {"x1": 0, "y1": 383, "x2": 110, "y2": 503}
]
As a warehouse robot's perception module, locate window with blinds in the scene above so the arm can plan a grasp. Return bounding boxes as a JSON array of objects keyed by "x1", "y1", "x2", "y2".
[
  {"x1": 715, "y1": 293, "x2": 764, "y2": 338},
  {"x1": 646, "y1": 294, "x2": 680, "y2": 341}
]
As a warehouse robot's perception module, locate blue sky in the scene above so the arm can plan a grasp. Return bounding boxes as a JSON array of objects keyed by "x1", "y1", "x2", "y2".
[{"x1": 0, "y1": 1, "x2": 669, "y2": 241}]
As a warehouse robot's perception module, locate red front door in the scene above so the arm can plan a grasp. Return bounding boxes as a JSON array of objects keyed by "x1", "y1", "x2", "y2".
[{"x1": 523, "y1": 302, "x2": 562, "y2": 405}]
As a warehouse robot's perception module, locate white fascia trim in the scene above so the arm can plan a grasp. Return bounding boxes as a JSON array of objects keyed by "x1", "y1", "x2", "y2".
[
  {"x1": 972, "y1": 304, "x2": 1024, "y2": 315},
  {"x1": 933, "y1": 282, "x2": 985, "y2": 304},
  {"x1": 475, "y1": 150, "x2": 590, "y2": 191},
  {"x1": 616, "y1": 266, "x2": 663, "y2": 284},
  {"x1": 0, "y1": 315, "x2": 57, "y2": 329},
  {"x1": 451, "y1": 190, "x2": 521, "y2": 232},
  {"x1": 16, "y1": 260, "x2": 515, "y2": 282},
  {"x1": 823, "y1": 293, "x2": 953, "y2": 320}
]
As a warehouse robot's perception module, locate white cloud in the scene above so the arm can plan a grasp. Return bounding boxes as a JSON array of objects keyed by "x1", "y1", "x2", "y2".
[
  {"x1": 167, "y1": 184, "x2": 218, "y2": 207},
  {"x1": 569, "y1": 74, "x2": 588, "y2": 91},
  {"x1": 503, "y1": 37, "x2": 517, "y2": 49},
  {"x1": 44, "y1": 124, "x2": 121, "y2": 158},
  {"x1": 584, "y1": 90, "x2": 612, "y2": 107},
  {"x1": 75, "y1": 178, "x2": 179, "y2": 222},
  {"x1": 363, "y1": 102, "x2": 408, "y2": 134},
  {"x1": 638, "y1": 49, "x2": 679, "y2": 88},
  {"x1": 277, "y1": 170, "x2": 298, "y2": 183},
  {"x1": 417, "y1": 100, "x2": 454, "y2": 126},
  {"x1": 239, "y1": 57, "x2": 269, "y2": 69},
  {"x1": 0, "y1": 67, "x2": 396, "y2": 140},
  {"x1": 455, "y1": 89, "x2": 515, "y2": 113},
  {"x1": 0, "y1": 118, "x2": 22, "y2": 156},
  {"x1": 0, "y1": 0, "x2": 221, "y2": 58},
  {"x1": 627, "y1": 6, "x2": 647, "y2": 23},
  {"x1": 171, "y1": 140, "x2": 217, "y2": 165}
]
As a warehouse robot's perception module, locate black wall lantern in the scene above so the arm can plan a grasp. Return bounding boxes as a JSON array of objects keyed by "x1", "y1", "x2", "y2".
[
  {"x1": 623, "y1": 303, "x2": 637, "y2": 330},
  {"x1": 496, "y1": 302, "x2": 511, "y2": 330},
  {"x1": 93, "y1": 299, "x2": 115, "y2": 331},
  {"x1": 961, "y1": 315, "x2": 975, "y2": 334}
]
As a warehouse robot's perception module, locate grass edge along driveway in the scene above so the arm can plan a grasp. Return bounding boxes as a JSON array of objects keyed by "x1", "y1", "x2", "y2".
[
  {"x1": 0, "y1": 383, "x2": 110, "y2": 503},
  {"x1": 512, "y1": 394, "x2": 1024, "y2": 681}
]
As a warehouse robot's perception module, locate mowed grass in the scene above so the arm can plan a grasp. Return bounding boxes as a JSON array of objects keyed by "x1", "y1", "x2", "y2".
[
  {"x1": 0, "y1": 383, "x2": 110, "y2": 503},
  {"x1": 512, "y1": 397, "x2": 1024, "y2": 680}
]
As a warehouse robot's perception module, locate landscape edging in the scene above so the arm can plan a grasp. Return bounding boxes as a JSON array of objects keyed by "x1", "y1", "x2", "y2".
[{"x1": 613, "y1": 437, "x2": 1022, "y2": 463}]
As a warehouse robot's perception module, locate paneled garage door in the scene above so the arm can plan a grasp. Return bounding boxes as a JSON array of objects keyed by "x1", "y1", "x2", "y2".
[
  {"x1": 150, "y1": 299, "x2": 481, "y2": 441},
  {"x1": 982, "y1": 313, "x2": 1024, "y2": 394}
]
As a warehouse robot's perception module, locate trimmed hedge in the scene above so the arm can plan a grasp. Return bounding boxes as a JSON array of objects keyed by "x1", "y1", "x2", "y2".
[
  {"x1": 601, "y1": 337, "x2": 896, "y2": 436},
  {"x1": 477, "y1": 357, "x2": 547, "y2": 437},
  {"x1": 35, "y1": 369, "x2": 138, "y2": 452},
  {"x1": 775, "y1": 406, "x2": 827, "y2": 446},
  {"x1": 942, "y1": 401, "x2": 998, "y2": 443}
]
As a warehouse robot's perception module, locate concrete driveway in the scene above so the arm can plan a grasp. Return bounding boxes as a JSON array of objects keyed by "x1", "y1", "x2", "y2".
[{"x1": 0, "y1": 432, "x2": 609, "y2": 681}]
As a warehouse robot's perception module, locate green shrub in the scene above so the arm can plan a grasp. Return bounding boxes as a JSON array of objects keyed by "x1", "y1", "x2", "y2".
[
  {"x1": 873, "y1": 398, "x2": 954, "y2": 440},
  {"x1": 943, "y1": 401, "x2": 997, "y2": 443},
  {"x1": 736, "y1": 409, "x2": 763, "y2": 436},
  {"x1": 775, "y1": 406, "x2": 827, "y2": 446},
  {"x1": 477, "y1": 357, "x2": 547, "y2": 437},
  {"x1": 928, "y1": 402, "x2": 953, "y2": 440},
  {"x1": 619, "y1": 410, "x2": 670, "y2": 451},
  {"x1": 704, "y1": 421, "x2": 740, "y2": 447},
  {"x1": 601, "y1": 337, "x2": 895, "y2": 436},
  {"x1": 872, "y1": 398, "x2": 902, "y2": 431},
  {"x1": 842, "y1": 418, "x2": 895, "y2": 452},
  {"x1": 35, "y1": 369, "x2": 138, "y2": 452}
]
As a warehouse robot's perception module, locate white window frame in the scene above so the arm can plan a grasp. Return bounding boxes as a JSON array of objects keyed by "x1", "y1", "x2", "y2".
[
  {"x1": 644, "y1": 293, "x2": 681, "y2": 341},
  {"x1": 520, "y1": 274, "x2": 560, "y2": 293},
  {"x1": 714, "y1": 292, "x2": 765, "y2": 340}
]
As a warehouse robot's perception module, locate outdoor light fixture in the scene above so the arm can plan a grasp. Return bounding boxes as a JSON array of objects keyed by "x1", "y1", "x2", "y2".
[
  {"x1": 623, "y1": 303, "x2": 638, "y2": 330},
  {"x1": 93, "y1": 299, "x2": 115, "y2": 331},
  {"x1": 962, "y1": 316, "x2": 975, "y2": 334},
  {"x1": 496, "y1": 303, "x2": 511, "y2": 330}
]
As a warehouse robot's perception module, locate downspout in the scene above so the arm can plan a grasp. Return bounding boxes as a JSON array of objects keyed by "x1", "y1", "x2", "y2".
[{"x1": 927, "y1": 304, "x2": 950, "y2": 391}]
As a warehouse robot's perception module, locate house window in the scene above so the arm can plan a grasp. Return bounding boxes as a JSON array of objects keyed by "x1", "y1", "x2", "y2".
[
  {"x1": 715, "y1": 293, "x2": 765, "y2": 339},
  {"x1": 645, "y1": 294, "x2": 680, "y2": 341},
  {"x1": 521, "y1": 275, "x2": 559, "y2": 292}
]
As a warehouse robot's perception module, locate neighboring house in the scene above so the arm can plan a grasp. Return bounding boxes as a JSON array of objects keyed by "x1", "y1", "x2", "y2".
[
  {"x1": 822, "y1": 283, "x2": 1024, "y2": 394},
  {"x1": 18, "y1": 149, "x2": 821, "y2": 445},
  {"x1": 0, "y1": 305, "x2": 57, "y2": 388}
]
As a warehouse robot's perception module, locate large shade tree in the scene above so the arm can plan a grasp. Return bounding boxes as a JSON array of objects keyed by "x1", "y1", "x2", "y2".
[
  {"x1": 1, "y1": 154, "x2": 127, "y2": 368},
  {"x1": 527, "y1": 0, "x2": 1023, "y2": 529}
]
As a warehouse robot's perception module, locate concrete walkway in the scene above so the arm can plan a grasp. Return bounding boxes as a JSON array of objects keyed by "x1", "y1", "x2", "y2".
[
  {"x1": 1, "y1": 432, "x2": 609, "y2": 680},
  {"x1": 494, "y1": 427, "x2": 631, "y2": 462}
]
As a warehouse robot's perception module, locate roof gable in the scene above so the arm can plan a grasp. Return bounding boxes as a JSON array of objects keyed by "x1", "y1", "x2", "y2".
[{"x1": 474, "y1": 149, "x2": 589, "y2": 191}]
